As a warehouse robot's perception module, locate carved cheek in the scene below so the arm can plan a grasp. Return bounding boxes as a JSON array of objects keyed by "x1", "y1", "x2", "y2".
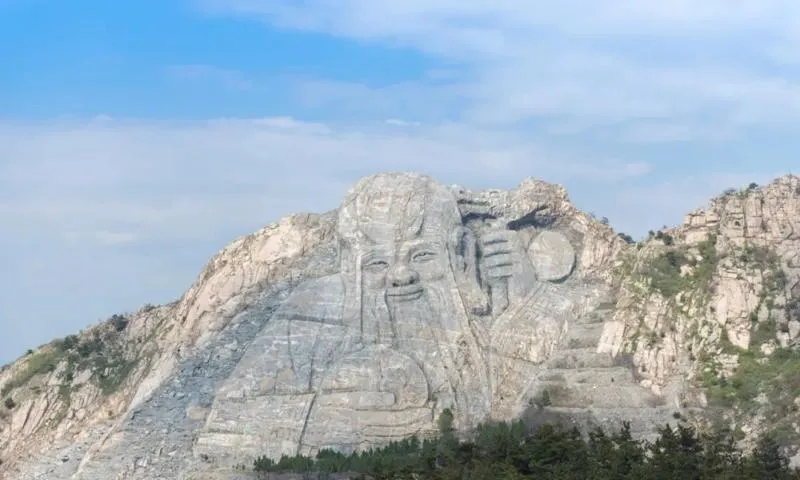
[
  {"x1": 365, "y1": 274, "x2": 386, "y2": 290},
  {"x1": 361, "y1": 267, "x2": 389, "y2": 289},
  {"x1": 413, "y1": 257, "x2": 447, "y2": 282}
]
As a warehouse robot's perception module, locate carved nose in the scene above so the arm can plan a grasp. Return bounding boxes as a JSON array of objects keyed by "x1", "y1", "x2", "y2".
[{"x1": 387, "y1": 265, "x2": 420, "y2": 287}]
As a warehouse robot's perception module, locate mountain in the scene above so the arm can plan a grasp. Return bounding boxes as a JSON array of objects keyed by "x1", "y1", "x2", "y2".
[{"x1": 1, "y1": 172, "x2": 799, "y2": 479}]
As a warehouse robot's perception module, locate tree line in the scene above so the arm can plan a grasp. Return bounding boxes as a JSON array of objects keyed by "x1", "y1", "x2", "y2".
[{"x1": 251, "y1": 410, "x2": 799, "y2": 479}]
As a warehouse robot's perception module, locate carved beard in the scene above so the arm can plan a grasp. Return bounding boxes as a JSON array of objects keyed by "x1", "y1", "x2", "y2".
[
  {"x1": 389, "y1": 282, "x2": 456, "y2": 395},
  {"x1": 361, "y1": 283, "x2": 453, "y2": 345},
  {"x1": 361, "y1": 280, "x2": 490, "y2": 422}
]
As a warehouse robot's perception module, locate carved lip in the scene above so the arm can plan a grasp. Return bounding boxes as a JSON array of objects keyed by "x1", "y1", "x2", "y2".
[{"x1": 386, "y1": 284, "x2": 424, "y2": 300}]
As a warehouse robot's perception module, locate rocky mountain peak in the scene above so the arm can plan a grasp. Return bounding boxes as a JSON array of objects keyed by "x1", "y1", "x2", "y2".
[{"x1": 2, "y1": 172, "x2": 800, "y2": 478}]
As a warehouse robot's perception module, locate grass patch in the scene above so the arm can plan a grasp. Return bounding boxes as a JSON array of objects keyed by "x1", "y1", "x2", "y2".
[
  {"x1": 750, "y1": 320, "x2": 778, "y2": 349},
  {"x1": 1, "y1": 347, "x2": 66, "y2": 397},
  {"x1": 704, "y1": 347, "x2": 800, "y2": 417},
  {"x1": 2, "y1": 313, "x2": 139, "y2": 398},
  {"x1": 58, "y1": 329, "x2": 139, "y2": 396},
  {"x1": 640, "y1": 234, "x2": 719, "y2": 299}
]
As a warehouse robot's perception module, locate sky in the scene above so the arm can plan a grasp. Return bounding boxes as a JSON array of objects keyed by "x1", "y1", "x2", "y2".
[{"x1": 2, "y1": 0, "x2": 800, "y2": 363}]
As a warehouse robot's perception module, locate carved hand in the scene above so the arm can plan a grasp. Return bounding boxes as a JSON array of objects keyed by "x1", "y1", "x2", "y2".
[{"x1": 479, "y1": 227, "x2": 515, "y2": 314}]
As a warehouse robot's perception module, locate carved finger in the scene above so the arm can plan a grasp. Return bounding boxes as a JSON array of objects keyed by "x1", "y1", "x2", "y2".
[
  {"x1": 481, "y1": 230, "x2": 510, "y2": 246},
  {"x1": 484, "y1": 254, "x2": 513, "y2": 269},
  {"x1": 486, "y1": 265, "x2": 514, "y2": 279},
  {"x1": 482, "y1": 241, "x2": 512, "y2": 258}
]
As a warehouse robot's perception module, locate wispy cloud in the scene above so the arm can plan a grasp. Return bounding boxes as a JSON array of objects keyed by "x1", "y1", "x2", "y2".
[
  {"x1": 0, "y1": 114, "x2": 782, "y2": 361},
  {"x1": 0, "y1": 117, "x2": 655, "y2": 249},
  {"x1": 196, "y1": 0, "x2": 800, "y2": 139},
  {"x1": 2, "y1": 116, "x2": 778, "y2": 253},
  {"x1": 385, "y1": 118, "x2": 422, "y2": 127},
  {"x1": 5, "y1": 0, "x2": 800, "y2": 363}
]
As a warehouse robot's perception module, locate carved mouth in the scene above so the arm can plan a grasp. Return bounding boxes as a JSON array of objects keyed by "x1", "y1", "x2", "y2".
[{"x1": 386, "y1": 285, "x2": 424, "y2": 301}]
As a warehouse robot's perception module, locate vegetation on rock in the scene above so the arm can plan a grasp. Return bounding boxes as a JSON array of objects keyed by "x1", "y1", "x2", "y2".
[
  {"x1": 0, "y1": 313, "x2": 139, "y2": 399},
  {"x1": 251, "y1": 412, "x2": 799, "y2": 480},
  {"x1": 1, "y1": 346, "x2": 63, "y2": 397},
  {"x1": 640, "y1": 234, "x2": 719, "y2": 300}
]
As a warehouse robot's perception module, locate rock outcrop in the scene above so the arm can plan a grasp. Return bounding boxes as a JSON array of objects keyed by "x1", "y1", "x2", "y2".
[
  {"x1": 1, "y1": 172, "x2": 799, "y2": 479},
  {"x1": 598, "y1": 176, "x2": 800, "y2": 448}
]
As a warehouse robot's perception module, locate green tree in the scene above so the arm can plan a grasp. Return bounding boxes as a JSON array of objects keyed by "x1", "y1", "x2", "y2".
[{"x1": 745, "y1": 435, "x2": 792, "y2": 480}]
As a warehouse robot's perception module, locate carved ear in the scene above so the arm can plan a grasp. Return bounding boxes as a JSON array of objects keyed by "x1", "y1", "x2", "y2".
[
  {"x1": 449, "y1": 227, "x2": 490, "y2": 314},
  {"x1": 528, "y1": 230, "x2": 576, "y2": 282}
]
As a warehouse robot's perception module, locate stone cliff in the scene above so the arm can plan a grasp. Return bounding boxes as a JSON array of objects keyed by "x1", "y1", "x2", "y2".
[
  {"x1": 599, "y1": 176, "x2": 800, "y2": 449},
  {"x1": 0, "y1": 172, "x2": 798, "y2": 479}
]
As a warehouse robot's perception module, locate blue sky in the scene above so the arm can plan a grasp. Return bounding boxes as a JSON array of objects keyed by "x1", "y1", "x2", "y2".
[{"x1": 2, "y1": 0, "x2": 800, "y2": 363}]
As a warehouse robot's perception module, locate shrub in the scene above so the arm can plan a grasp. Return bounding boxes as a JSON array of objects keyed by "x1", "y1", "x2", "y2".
[
  {"x1": 617, "y1": 232, "x2": 635, "y2": 244},
  {"x1": 110, "y1": 314, "x2": 128, "y2": 332},
  {"x1": 61, "y1": 335, "x2": 79, "y2": 350}
]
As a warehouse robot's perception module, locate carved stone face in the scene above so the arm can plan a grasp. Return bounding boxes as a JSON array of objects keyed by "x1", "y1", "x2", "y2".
[
  {"x1": 335, "y1": 174, "x2": 492, "y2": 425},
  {"x1": 356, "y1": 218, "x2": 463, "y2": 351},
  {"x1": 336, "y1": 174, "x2": 488, "y2": 390},
  {"x1": 338, "y1": 173, "x2": 470, "y2": 325},
  {"x1": 361, "y1": 234, "x2": 449, "y2": 303}
]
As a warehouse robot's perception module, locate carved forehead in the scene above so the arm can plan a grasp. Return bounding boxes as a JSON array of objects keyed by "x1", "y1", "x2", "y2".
[{"x1": 338, "y1": 173, "x2": 462, "y2": 244}]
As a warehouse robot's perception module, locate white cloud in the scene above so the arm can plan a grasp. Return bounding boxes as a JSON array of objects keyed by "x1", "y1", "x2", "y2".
[
  {"x1": 0, "y1": 117, "x2": 652, "y2": 240},
  {"x1": 200, "y1": 1, "x2": 800, "y2": 41},
  {"x1": 6, "y1": 1, "x2": 800, "y2": 362},
  {"x1": 195, "y1": 0, "x2": 800, "y2": 137},
  {"x1": 1, "y1": 115, "x2": 786, "y2": 362},
  {"x1": 617, "y1": 123, "x2": 735, "y2": 144},
  {"x1": 0, "y1": 116, "x2": 670, "y2": 280},
  {"x1": 385, "y1": 118, "x2": 421, "y2": 127},
  {"x1": 2, "y1": 116, "x2": 783, "y2": 250}
]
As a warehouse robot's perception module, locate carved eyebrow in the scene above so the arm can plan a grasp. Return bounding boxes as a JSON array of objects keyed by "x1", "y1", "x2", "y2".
[
  {"x1": 404, "y1": 239, "x2": 444, "y2": 250},
  {"x1": 411, "y1": 247, "x2": 440, "y2": 255},
  {"x1": 361, "y1": 251, "x2": 391, "y2": 263}
]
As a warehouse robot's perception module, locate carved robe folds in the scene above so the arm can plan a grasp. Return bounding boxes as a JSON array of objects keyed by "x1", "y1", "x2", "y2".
[{"x1": 195, "y1": 173, "x2": 582, "y2": 462}]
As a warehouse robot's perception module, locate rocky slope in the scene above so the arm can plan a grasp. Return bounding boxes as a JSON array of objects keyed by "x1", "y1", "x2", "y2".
[
  {"x1": 599, "y1": 175, "x2": 800, "y2": 449},
  {"x1": 0, "y1": 172, "x2": 798, "y2": 479}
]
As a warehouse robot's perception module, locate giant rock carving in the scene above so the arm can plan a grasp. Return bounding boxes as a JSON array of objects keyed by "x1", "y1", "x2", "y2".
[{"x1": 196, "y1": 173, "x2": 580, "y2": 460}]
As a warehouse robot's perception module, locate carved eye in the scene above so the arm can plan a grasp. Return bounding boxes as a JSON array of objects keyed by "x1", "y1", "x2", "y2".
[
  {"x1": 364, "y1": 259, "x2": 389, "y2": 270},
  {"x1": 412, "y1": 251, "x2": 436, "y2": 263}
]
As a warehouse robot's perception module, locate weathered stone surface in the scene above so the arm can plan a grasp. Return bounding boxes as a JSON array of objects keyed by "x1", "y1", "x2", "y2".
[
  {"x1": 11, "y1": 172, "x2": 800, "y2": 478},
  {"x1": 598, "y1": 175, "x2": 800, "y2": 455},
  {"x1": 529, "y1": 231, "x2": 576, "y2": 282},
  {"x1": 192, "y1": 173, "x2": 606, "y2": 468}
]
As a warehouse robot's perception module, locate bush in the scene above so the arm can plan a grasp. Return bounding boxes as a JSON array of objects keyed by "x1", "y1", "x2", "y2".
[
  {"x1": 4, "y1": 397, "x2": 16, "y2": 409},
  {"x1": 618, "y1": 232, "x2": 635, "y2": 244},
  {"x1": 110, "y1": 314, "x2": 128, "y2": 332},
  {"x1": 61, "y1": 335, "x2": 79, "y2": 350},
  {"x1": 654, "y1": 230, "x2": 674, "y2": 246}
]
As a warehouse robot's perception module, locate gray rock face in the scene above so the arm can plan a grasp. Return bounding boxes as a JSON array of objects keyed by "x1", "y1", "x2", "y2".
[
  {"x1": 191, "y1": 172, "x2": 626, "y2": 466},
  {"x1": 6, "y1": 172, "x2": 678, "y2": 479}
]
